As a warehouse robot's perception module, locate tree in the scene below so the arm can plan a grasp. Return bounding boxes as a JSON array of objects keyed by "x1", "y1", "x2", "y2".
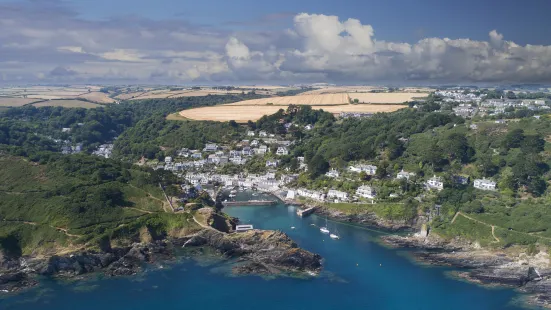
[
  {"x1": 521, "y1": 135, "x2": 545, "y2": 154},
  {"x1": 503, "y1": 129, "x2": 524, "y2": 149},
  {"x1": 229, "y1": 120, "x2": 238, "y2": 128},
  {"x1": 308, "y1": 154, "x2": 329, "y2": 178}
]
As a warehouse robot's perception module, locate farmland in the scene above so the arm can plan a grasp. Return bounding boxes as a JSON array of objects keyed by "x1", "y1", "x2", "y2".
[
  {"x1": 32, "y1": 100, "x2": 102, "y2": 109},
  {"x1": 348, "y1": 92, "x2": 424, "y2": 103},
  {"x1": 226, "y1": 94, "x2": 350, "y2": 106},
  {"x1": 0, "y1": 98, "x2": 38, "y2": 107},
  {"x1": 178, "y1": 103, "x2": 406, "y2": 122}
]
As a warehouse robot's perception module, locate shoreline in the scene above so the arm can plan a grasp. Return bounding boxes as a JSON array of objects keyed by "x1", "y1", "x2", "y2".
[{"x1": 0, "y1": 228, "x2": 322, "y2": 295}]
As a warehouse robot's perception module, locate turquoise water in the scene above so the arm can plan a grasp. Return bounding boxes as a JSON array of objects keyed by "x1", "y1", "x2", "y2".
[{"x1": 1, "y1": 200, "x2": 532, "y2": 310}]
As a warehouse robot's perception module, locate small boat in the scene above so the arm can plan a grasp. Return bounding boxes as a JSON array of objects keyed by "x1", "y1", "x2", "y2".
[
  {"x1": 230, "y1": 189, "x2": 237, "y2": 194},
  {"x1": 320, "y1": 218, "x2": 330, "y2": 234},
  {"x1": 291, "y1": 226, "x2": 296, "y2": 229},
  {"x1": 330, "y1": 233, "x2": 339, "y2": 239},
  {"x1": 229, "y1": 194, "x2": 236, "y2": 198}
]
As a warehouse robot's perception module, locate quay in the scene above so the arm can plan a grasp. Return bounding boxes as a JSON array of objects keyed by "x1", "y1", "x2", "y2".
[
  {"x1": 297, "y1": 206, "x2": 318, "y2": 217},
  {"x1": 222, "y1": 200, "x2": 278, "y2": 206}
]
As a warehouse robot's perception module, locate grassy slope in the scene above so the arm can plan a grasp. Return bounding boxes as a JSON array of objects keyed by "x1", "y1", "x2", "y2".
[{"x1": 0, "y1": 156, "x2": 198, "y2": 255}]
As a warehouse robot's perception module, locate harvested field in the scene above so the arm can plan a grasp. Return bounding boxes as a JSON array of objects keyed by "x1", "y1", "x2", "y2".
[
  {"x1": 226, "y1": 94, "x2": 350, "y2": 106},
  {"x1": 0, "y1": 98, "x2": 38, "y2": 107},
  {"x1": 32, "y1": 100, "x2": 102, "y2": 109},
  {"x1": 178, "y1": 103, "x2": 406, "y2": 123},
  {"x1": 115, "y1": 92, "x2": 146, "y2": 100},
  {"x1": 348, "y1": 92, "x2": 423, "y2": 104},
  {"x1": 77, "y1": 92, "x2": 115, "y2": 104},
  {"x1": 179, "y1": 105, "x2": 284, "y2": 123},
  {"x1": 319, "y1": 104, "x2": 406, "y2": 114}
]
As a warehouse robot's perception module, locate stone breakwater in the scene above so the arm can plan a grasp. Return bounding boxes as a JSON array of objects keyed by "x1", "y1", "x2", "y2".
[
  {"x1": 382, "y1": 235, "x2": 551, "y2": 309},
  {"x1": 0, "y1": 229, "x2": 322, "y2": 293}
]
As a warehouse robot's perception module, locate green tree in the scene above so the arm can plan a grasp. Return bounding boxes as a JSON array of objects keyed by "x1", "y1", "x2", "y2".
[{"x1": 308, "y1": 154, "x2": 329, "y2": 178}]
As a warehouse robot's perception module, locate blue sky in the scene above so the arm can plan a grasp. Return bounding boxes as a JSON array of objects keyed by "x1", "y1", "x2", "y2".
[
  {"x1": 0, "y1": 0, "x2": 550, "y2": 84},
  {"x1": 65, "y1": 0, "x2": 551, "y2": 45}
]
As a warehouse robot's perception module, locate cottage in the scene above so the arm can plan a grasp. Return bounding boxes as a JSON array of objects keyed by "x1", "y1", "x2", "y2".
[
  {"x1": 426, "y1": 175, "x2": 444, "y2": 191},
  {"x1": 276, "y1": 147, "x2": 289, "y2": 156},
  {"x1": 191, "y1": 153, "x2": 202, "y2": 159},
  {"x1": 325, "y1": 168, "x2": 339, "y2": 178},
  {"x1": 266, "y1": 160, "x2": 278, "y2": 167},
  {"x1": 242, "y1": 147, "x2": 253, "y2": 156},
  {"x1": 473, "y1": 178, "x2": 496, "y2": 191},
  {"x1": 203, "y1": 143, "x2": 218, "y2": 152},
  {"x1": 259, "y1": 131, "x2": 267, "y2": 137},
  {"x1": 164, "y1": 156, "x2": 173, "y2": 164},
  {"x1": 297, "y1": 189, "x2": 325, "y2": 201},
  {"x1": 247, "y1": 131, "x2": 255, "y2": 137},
  {"x1": 304, "y1": 124, "x2": 313, "y2": 131},
  {"x1": 256, "y1": 145, "x2": 268, "y2": 155},
  {"x1": 62, "y1": 127, "x2": 71, "y2": 133},
  {"x1": 327, "y1": 189, "x2": 349, "y2": 201},
  {"x1": 349, "y1": 164, "x2": 377, "y2": 175},
  {"x1": 356, "y1": 185, "x2": 376, "y2": 199},
  {"x1": 250, "y1": 140, "x2": 259, "y2": 147},
  {"x1": 396, "y1": 170, "x2": 415, "y2": 180}
]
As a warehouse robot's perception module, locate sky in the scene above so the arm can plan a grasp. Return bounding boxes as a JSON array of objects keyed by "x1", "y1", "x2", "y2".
[{"x1": 1, "y1": 0, "x2": 551, "y2": 85}]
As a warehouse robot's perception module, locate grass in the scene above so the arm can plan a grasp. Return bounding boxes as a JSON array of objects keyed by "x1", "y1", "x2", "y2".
[
  {"x1": 0, "y1": 98, "x2": 38, "y2": 107},
  {"x1": 324, "y1": 202, "x2": 415, "y2": 221},
  {"x1": 32, "y1": 100, "x2": 102, "y2": 109}
]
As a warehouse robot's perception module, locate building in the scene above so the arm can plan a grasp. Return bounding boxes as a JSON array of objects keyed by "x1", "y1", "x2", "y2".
[
  {"x1": 266, "y1": 160, "x2": 278, "y2": 168},
  {"x1": 203, "y1": 143, "x2": 218, "y2": 152},
  {"x1": 473, "y1": 178, "x2": 496, "y2": 191},
  {"x1": 247, "y1": 131, "x2": 255, "y2": 137},
  {"x1": 250, "y1": 140, "x2": 259, "y2": 147},
  {"x1": 325, "y1": 168, "x2": 339, "y2": 178},
  {"x1": 426, "y1": 175, "x2": 444, "y2": 191},
  {"x1": 259, "y1": 131, "x2": 267, "y2": 137},
  {"x1": 296, "y1": 189, "x2": 325, "y2": 201},
  {"x1": 276, "y1": 147, "x2": 289, "y2": 156},
  {"x1": 256, "y1": 145, "x2": 268, "y2": 155},
  {"x1": 396, "y1": 170, "x2": 415, "y2": 180},
  {"x1": 242, "y1": 147, "x2": 253, "y2": 156},
  {"x1": 235, "y1": 224, "x2": 254, "y2": 232},
  {"x1": 327, "y1": 189, "x2": 349, "y2": 201},
  {"x1": 304, "y1": 124, "x2": 313, "y2": 131},
  {"x1": 164, "y1": 156, "x2": 172, "y2": 164},
  {"x1": 356, "y1": 185, "x2": 376, "y2": 199},
  {"x1": 349, "y1": 164, "x2": 377, "y2": 175},
  {"x1": 62, "y1": 127, "x2": 71, "y2": 133}
]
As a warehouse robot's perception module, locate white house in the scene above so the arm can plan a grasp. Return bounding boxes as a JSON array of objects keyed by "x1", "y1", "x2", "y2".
[
  {"x1": 296, "y1": 189, "x2": 325, "y2": 201},
  {"x1": 256, "y1": 145, "x2": 268, "y2": 155},
  {"x1": 349, "y1": 164, "x2": 377, "y2": 175},
  {"x1": 325, "y1": 168, "x2": 340, "y2": 178},
  {"x1": 356, "y1": 185, "x2": 376, "y2": 199},
  {"x1": 304, "y1": 124, "x2": 313, "y2": 131},
  {"x1": 426, "y1": 175, "x2": 444, "y2": 191},
  {"x1": 327, "y1": 189, "x2": 349, "y2": 201},
  {"x1": 164, "y1": 156, "x2": 173, "y2": 164},
  {"x1": 473, "y1": 178, "x2": 496, "y2": 191},
  {"x1": 276, "y1": 147, "x2": 289, "y2": 156},
  {"x1": 259, "y1": 131, "x2": 267, "y2": 137},
  {"x1": 266, "y1": 160, "x2": 279, "y2": 167},
  {"x1": 62, "y1": 127, "x2": 71, "y2": 133},
  {"x1": 242, "y1": 147, "x2": 253, "y2": 156},
  {"x1": 250, "y1": 140, "x2": 259, "y2": 147},
  {"x1": 396, "y1": 170, "x2": 415, "y2": 180},
  {"x1": 203, "y1": 143, "x2": 218, "y2": 152},
  {"x1": 247, "y1": 131, "x2": 255, "y2": 137}
]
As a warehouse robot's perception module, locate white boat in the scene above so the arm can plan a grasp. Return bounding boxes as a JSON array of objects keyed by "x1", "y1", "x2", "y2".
[
  {"x1": 320, "y1": 217, "x2": 330, "y2": 234},
  {"x1": 229, "y1": 194, "x2": 236, "y2": 198},
  {"x1": 330, "y1": 226, "x2": 340, "y2": 239},
  {"x1": 230, "y1": 189, "x2": 237, "y2": 194}
]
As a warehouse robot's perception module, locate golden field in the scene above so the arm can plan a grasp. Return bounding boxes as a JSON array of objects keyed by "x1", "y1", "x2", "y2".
[
  {"x1": 0, "y1": 98, "x2": 38, "y2": 107},
  {"x1": 178, "y1": 103, "x2": 406, "y2": 123},
  {"x1": 77, "y1": 92, "x2": 116, "y2": 104},
  {"x1": 348, "y1": 92, "x2": 423, "y2": 103},
  {"x1": 32, "y1": 100, "x2": 102, "y2": 109},
  {"x1": 226, "y1": 94, "x2": 350, "y2": 106}
]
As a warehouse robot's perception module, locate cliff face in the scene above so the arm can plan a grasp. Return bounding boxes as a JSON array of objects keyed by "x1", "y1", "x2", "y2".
[
  {"x1": 184, "y1": 229, "x2": 322, "y2": 275},
  {"x1": 0, "y1": 229, "x2": 322, "y2": 293}
]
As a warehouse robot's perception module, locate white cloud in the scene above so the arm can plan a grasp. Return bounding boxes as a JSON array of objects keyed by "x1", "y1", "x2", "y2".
[{"x1": 0, "y1": 3, "x2": 550, "y2": 84}]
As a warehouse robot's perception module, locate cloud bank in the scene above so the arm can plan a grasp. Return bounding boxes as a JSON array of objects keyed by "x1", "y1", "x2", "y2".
[{"x1": 1, "y1": 2, "x2": 550, "y2": 84}]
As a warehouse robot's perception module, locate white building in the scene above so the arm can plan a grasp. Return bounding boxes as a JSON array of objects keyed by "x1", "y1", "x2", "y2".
[
  {"x1": 266, "y1": 160, "x2": 278, "y2": 167},
  {"x1": 203, "y1": 143, "x2": 218, "y2": 152},
  {"x1": 164, "y1": 156, "x2": 172, "y2": 164},
  {"x1": 356, "y1": 185, "x2": 376, "y2": 199},
  {"x1": 247, "y1": 131, "x2": 255, "y2": 137},
  {"x1": 250, "y1": 140, "x2": 259, "y2": 147},
  {"x1": 256, "y1": 145, "x2": 268, "y2": 155},
  {"x1": 325, "y1": 168, "x2": 339, "y2": 178},
  {"x1": 473, "y1": 178, "x2": 496, "y2": 191},
  {"x1": 276, "y1": 147, "x2": 289, "y2": 156},
  {"x1": 327, "y1": 189, "x2": 349, "y2": 201},
  {"x1": 396, "y1": 170, "x2": 415, "y2": 180},
  {"x1": 349, "y1": 164, "x2": 377, "y2": 175},
  {"x1": 296, "y1": 189, "x2": 325, "y2": 201},
  {"x1": 259, "y1": 131, "x2": 267, "y2": 137},
  {"x1": 426, "y1": 175, "x2": 444, "y2": 191}
]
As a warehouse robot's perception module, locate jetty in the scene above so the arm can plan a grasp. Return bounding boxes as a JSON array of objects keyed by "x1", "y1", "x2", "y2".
[
  {"x1": 297, "y1": 206, "x2": 318, "y2": 217},
  {"x1": 222, "y1": 200, "x2": 277, "y2": 207}
]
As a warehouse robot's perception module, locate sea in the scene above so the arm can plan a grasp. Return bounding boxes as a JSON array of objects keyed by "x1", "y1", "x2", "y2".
[{"x1": 0, "y1": 192, "x2": 536, "y2": 310}]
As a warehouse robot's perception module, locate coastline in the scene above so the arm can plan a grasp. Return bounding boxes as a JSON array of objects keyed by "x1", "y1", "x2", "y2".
[{"x1": 0, "y1": 227, "x2": 322, "y2": 295}]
